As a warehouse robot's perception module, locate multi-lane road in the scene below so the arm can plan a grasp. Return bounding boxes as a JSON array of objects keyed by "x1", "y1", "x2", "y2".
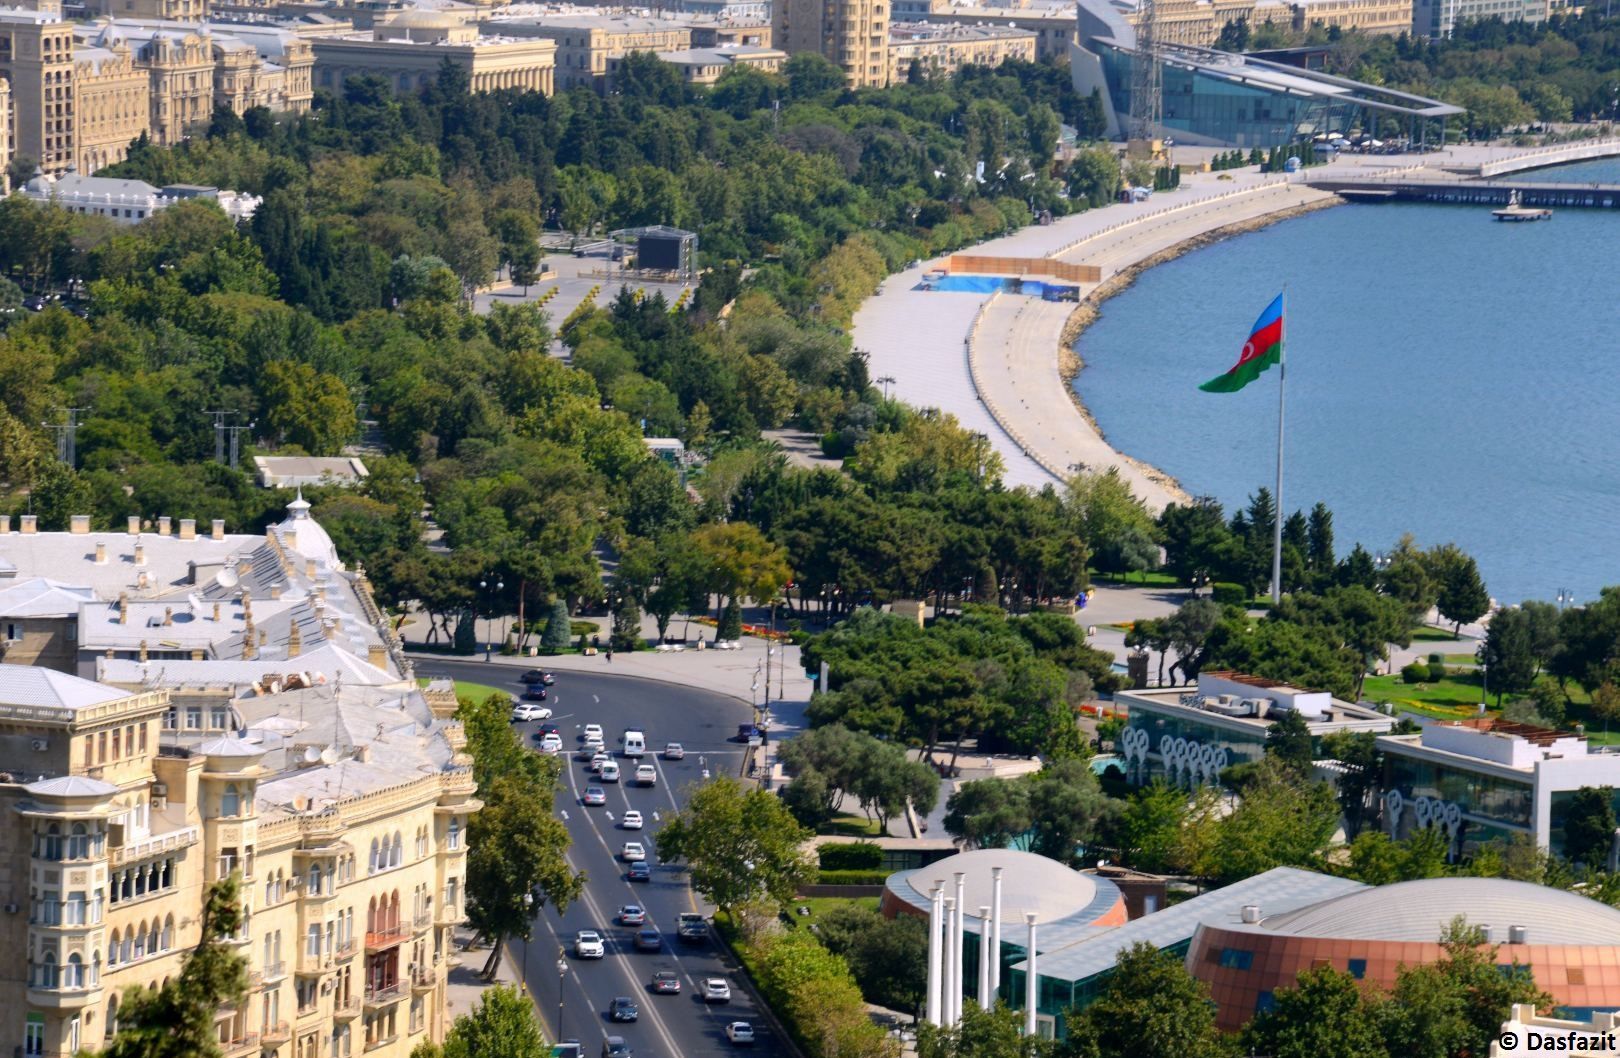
[{"x1": 417, "y1": 659, "x2": 789, "y2": 1058}]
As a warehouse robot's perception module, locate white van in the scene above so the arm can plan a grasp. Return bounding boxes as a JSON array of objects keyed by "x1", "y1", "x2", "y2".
[{"x1": 622, "y1": 729, "x2": 646, "y2": 757}]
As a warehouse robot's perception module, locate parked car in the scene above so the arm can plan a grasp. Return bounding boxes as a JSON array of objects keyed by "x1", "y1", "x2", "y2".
[
  {"x1": 522, "y1": 686, "x2": 549, "y2": 701},
  {"x1": 621, "y1": 842, "x2": 646, "y2": 861},
  {"x1": 574, "y1": 931, "x2": 605, "y2": 958},
  {"x1": 520, "y1": 669, "x2": 556, "y2": 685},
  {"x1": 703, "y1": 978, "x2": 731, "y2": 1003},
  {"x1": 663, "y1": 742, "x2": 685, "y2": 760},
  {"x1": 725, "y1": 1023, "x2": 755, "y2": 1046},
  {"x1": 618, "y1": 904, "x2": 645, "y2": 926},
  {"x1": 650, "y1": 971, "x2": 681, "y2": 994},
  {"x1": 634, "y1": 928, "x2": 661, "y2": 952},
  {"x1": 601, "y1": 1037, "x2": 632, "y2": 1058},
  {"x1": 583, "y1": 787, "x2": 607, "y2": 806},
  {"x1": 627, "y1": 860, "x2": 651, "y2": 882},
  {"x1": 511, "y1": 702, "x2": 552, "y2": 722},
  {"x1": 609, "y1": 997, "x2": 639, "y2": 1023},
  {"x1": 621, "y1": 810, "x2": 644, "y2": 830}
]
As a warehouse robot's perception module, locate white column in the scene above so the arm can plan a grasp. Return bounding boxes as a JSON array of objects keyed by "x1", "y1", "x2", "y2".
[
  {"x1": 978, "y1": 905, "x2": 992, "y2": 1009},
  {"x1": 1024, "y1": 913, "x2": 1039, "y2": 1037},
  {"x1": 942, "y1": 897, "x2": 957, "y2": 1025},
  {"x1": 926, "y1": 885, "x2": 944, "y2": 1026},
  {"x1": 989, "y1": 866, "x2": 1004, "y2": 999},
  {"x1": 952, "y1": 872, "x2": 966, "y2": 1025}
]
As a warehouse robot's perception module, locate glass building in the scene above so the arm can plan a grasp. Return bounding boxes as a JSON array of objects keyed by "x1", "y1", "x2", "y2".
[{"x1": 1071, "y1": 0, "x2": 1462, "y2": 147}]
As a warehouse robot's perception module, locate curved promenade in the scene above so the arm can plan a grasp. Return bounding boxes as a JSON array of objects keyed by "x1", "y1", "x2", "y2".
[{"x1": 851, "y1": 140, "x2": 1620, "y2": 503}]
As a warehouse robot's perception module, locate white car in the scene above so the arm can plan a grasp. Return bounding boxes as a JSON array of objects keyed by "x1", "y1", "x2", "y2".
[
  {"x1": 600, "y1": 761, "x2": 621, "y2": 783},
  {"x1": 583, "y1": 735, "x2": 606, "y2": 753},
  {"x1": 574, "y1": 931, "x2": 605, "y2": 958},
  {"x1": 725, "y1": 1023, "x2": 755, "y2": 1046},
  {"x1": 621, "y1": 841, "x2": 646, "y2": 862},
  {"x1": 634, "y1": 764, "x2": 657, "y2": 786},
  {"x1": 540, "y1": 733, "x2": 563, "y2": 753},
  {"x1": 621, "y1": 810, "x2": 644, "y2": 830},
  {"x1": 511, "y1": 702, "x2": 552, "y2": 722},
  {"x1": 703, "y1": 978, "x2": 731, "y2": 1003},
  {"x1": 583, "y1": 723, "x2": 604, "y2": 742},
  {"x1": 589, "y1": 752, "x2": 613, "y2": 773}
]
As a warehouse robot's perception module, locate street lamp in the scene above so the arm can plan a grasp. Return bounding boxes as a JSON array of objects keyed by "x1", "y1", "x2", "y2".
[
  {"x1": 1558, "y1": 588, "x2": 1575, "y2": 611},
  {"x1": 478, "y1": 574, "x2": 505, "y2": 661},
  {"x1": 556, "y1": 950, "x2": 568, "y2": 1043},
  {"x1": 521, "y1": 892, "x2": 533, "y2": 991}
]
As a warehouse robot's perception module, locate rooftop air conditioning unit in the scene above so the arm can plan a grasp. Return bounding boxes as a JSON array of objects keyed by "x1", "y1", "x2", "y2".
[
  {"x1": 1240, "y1": 905, "x2": 1261, "y2": 924},
  {"x1": 1509, "y1": 925, "x2": 1527, "y2": 944},
  {"x1": 30, "y1": 739, "x2": 47, "y2": 752}
]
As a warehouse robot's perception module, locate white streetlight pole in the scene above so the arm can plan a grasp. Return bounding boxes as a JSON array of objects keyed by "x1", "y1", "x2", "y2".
[
  {"x1": 978, "y1": 906, "x2": 992, "y2": 1010},
  {"x1": 1024, "y1": 913, "x2": 1039, "y2": 1037},
  {"x1": 989, "y1": 867, "x2": 1003, "y2": 998},
  {"x1": 926, "y1": 885, "x2": 944, "y2": 1026}
]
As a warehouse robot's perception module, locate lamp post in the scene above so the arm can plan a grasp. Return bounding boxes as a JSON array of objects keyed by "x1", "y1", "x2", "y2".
[
  {"x1": 520, "y1": 892, "x2": 533, "y2": 991},
  {"x1": 556, "y1": 951, "x2": 568, "y2": 1043},
  {"x1": 1558, "y1": 588, "x2": 1575, "y2": 611},
  {"x1": 479, "y1": 574, "x2": 505, "y2": 662}
]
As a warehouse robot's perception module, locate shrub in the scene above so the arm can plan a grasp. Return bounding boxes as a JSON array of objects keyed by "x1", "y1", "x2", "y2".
[
  {"x1": 816, "y1": 869, "x2": 891, "y2": 885},
  {"x1": 569, "y1": 620, "x2": 598, "y2": 637},
  {"x1": 1428, "y1": 652, "x2": 1445, "y2": 665},
  {"x1": 1211, "y1": 582, "x2": 1247, "y2": 606},
  {"x1": 819, "y1": 842, "x2": 883, "y2": 870},
  {"x1": 1428, "y1": 661, "x2": 1448, "y2": 681},
  {"x1": 1401, "y1": 662, "x2": 1430, "y2": 684}
]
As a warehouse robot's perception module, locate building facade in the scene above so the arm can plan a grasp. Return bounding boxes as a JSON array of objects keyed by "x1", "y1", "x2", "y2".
[
  {"x1": 624, "y1": 43, "x2": 783, "y2": 83},
  {"x1": 486, "y1": 14, "x2": 687, "y2": 91},
  {"x1": 886, "y1": 20, "x2": 1035, "y2": 82},
  {"x1": 773, "y1": 0, "x2": 890, "y2": 87},
  {"x1": 0, "y1": 7, "x2": 79, "y2": 175},
  {"x1": 70, "y1": 31, "x2": 149, "y2": 172},
  {"x1": 315, "y1": 14, "x2": 556, "y2": 95},
  {"x1": 1413, "y1": 0, "x2": 1546, "y2": 36},
  {"x1": 19, "y1": 171, "x2": 261, "y2": 221}
]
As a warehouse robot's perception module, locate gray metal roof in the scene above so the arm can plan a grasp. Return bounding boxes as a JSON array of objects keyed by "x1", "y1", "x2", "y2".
[
  {"x1": 0, "y1": 665, "x2": 131, "y2": 710},
  {"x1": 25, "y1": 775, "x2": 121, "y2": 797},
  {"x1": 1016, "y1": 867, "x2": 1366, "y2": 981},
  {"x1": 887, "y1": 848, "x2": 1122, "y2": 927}
]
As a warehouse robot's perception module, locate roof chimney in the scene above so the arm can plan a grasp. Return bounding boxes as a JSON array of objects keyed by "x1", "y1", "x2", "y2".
[
  {"x1": 95, "y1": 542, "x2": 107, "y2": 565},
  {"x1": 305, "y1": 559, "x2": 316, "y2": 578},
  {"x1": 118, "y1": 592, "x2": 128, "y2": 624},
  {"x1": 270, "y1": 584, "x2": 282, "y2": 600},
  {"x1": 242, "y1": 634, "x2": 256, "y2": 660},
  {"x1": 163, "y1": 606, "x2": 173, "y2": 627},
  {"x1": 1509, "y1": 924, "x2": 1527, "y2": 944},
  {"x1": 368, "y1": 644, "x2": 388, "y2": 669},
  {"x1": 284, "y1": 527, "x2": 297, "y2": 552},
  {"x1": 179, "y1": 518, "x2": 196, "y2": 540},
  {"x1": 353, "y1": 745, "x2": 370, "y2": 764},
  {"x1": 158, "y1": 516, "x2": 171, "y2": 536},
  {"x1": 137, "y1": 571, "x2": 149, "y2": 589},
  {"x1": 237, "y1": 559, "x2": 253, "y2": 577},
  {"x1": 213, "y1": 601, "x2": 222, "y2": 623},
  {"x1": 211, "y1": 519, "x2": 225, "y2": 540},
  {"x1": 20, "y1": 515, "x2": 37, "y2": 534},
  {"x1": 134, "y1": 543, "x2": 146, "y2": 566},
  {"x1": 1240, "y1": 905, "x2": 1261, "y2": 924},
  {"x1": 127, "y1": 515, "x2": 141, "y2": 535},
  {"x1": 138, "y1": 639, "x2": 148, "y2": 662},
  {"x1": 1479, "y1": 924, "x2": 1493, "y2": 943},
  {"x1": 70, "y1": 514, "x2": 90, "y2": 534},
  {"x1": 288, "y1": 621, "x2": 302, "y2": 658}
]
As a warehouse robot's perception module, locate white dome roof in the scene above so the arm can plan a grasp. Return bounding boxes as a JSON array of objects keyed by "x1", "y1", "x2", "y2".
[
  {"x1": 887, "y1": 848, "x2": 1120, "y2": 926},
  {"x1": 276, "y1": 489, "x2": 341, "y2": 570}
]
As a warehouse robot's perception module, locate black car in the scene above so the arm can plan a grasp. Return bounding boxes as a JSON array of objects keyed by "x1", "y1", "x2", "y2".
[
  {"x1": 734, "y1": 723, "x2": 761, "y2": 743},
  {"x1": 602, "y1": 1037, "x2": 632, "y2": 1058},
  {"x1": 522, "y1": 686, "x2": 549, "y2": 701},
  {"x1": 626, "y1": 861, "x2": 651, "y2": 882},
  {"x1": 520, "y1": 669, "x2": 557, "y2": 685},
  {"x1": 609, "y1": 997, "x2": 639, "y2": 1023}
]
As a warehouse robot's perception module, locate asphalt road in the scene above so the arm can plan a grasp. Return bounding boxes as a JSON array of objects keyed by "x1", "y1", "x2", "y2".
[{"x1": 415, "y1": 659, "x2": 786, "y2": 1058}]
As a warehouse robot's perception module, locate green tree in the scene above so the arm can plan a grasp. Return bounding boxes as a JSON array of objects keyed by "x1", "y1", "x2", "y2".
[
  {"x1": 655, "y1": 775, "x2": 816, "y2": 914},
  {"x1": 944, "y1": 777, "x2": 1032, "y2": 850},
  {"x1": 1321, "y1": 730, "x2": 1382, "y2": 839},
  {"x1": 921, "y1": 1002, "x2": 1051, "y2": 1058},
  {"x1": 1241, "y1": 964, "x2": 1389, "y2": 1058},
  {"x1": 1065, "y1": 468, "x2": 1157, "y2": 576},
  {"x1": 1264, "y1": 707, "x2": 1313, "y2": 774},
  {"x1": 1478, "y1": 607, "x2": 1537, "y2": 705},
  {"x1": 99, "y1": 875, "x2": 250, "y2": 1058},
  {"x1": 815, "y1": 903, "x2": 930, "y2": 1013},
  {"x1": 540, "y1": 599, "x2": 571, "y2": 654},
  {"x1": 261, "y1": 360, "x2": 358, "y2": 455},
  {"x1": 1112, "y1": 780, "x2": 1188, "y2": 873},
  {"x1": 1430, "y1": 544, "x2": 1490, "y2": 636},
  {"x1": 1379, "y1": 534, "x2": 1437, "y2": 625},
  {"x1": 442, "y1": 984, "x2": 548, "y2": 1058},
  {"x1": 1562, "y1": 785, "x2": 1616, "y2": 870},
  {"x1": 690, "y1": 521, "x2": 792, "y2": 615},
  {"x1": 1059, "y1": 942, "x2": 1226, "y2": 1058},
  {"x1": 1208, "y1": 757, "x2": 1339, "y2": 883}
]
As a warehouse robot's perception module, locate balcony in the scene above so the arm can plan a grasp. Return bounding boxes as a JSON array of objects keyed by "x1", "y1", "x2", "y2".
[
  {"x1": 249, "y1": 962, "x2": 286, "y2": 989},
  {"x1": 365, "y1": 924, "x2": 408, "y2": 951},
  {"x1": 110, "y1": 824, "x2": 199, "y2": 868},
  {"x1": 435, "y1": 906, "x2": 465, "y2": 928},
  {"x1": 296, "y1": 950, "x2": 332, "y2": 976},
  {"x1": 333, "y1": 995, "x2": 362, "y2": 1020},
  {"x1": 363, "y1": 980, "x2": 407, "y2": 1008},
  {"x1": 27, "y1": 983, "x2": 102, "y2": 1009},
  {"x1": 262, "y1": 1022, "x2": 291, "y2": 1044},
  {"x1": 221, "y1": 1034, "x2": 259, "y2": 1057},
  {"x1": 335, "y1": 938, "x2": 360, "y2": 961},
  {"x1": 413, "y1": 909, "x2": 432, "y2": 932},
  {"x1": 410, "y1": 966, "x2": 435, "y2": 992},
  {"x1": 296, "y1": 1003, "x2": 323, "y2": 1022}
]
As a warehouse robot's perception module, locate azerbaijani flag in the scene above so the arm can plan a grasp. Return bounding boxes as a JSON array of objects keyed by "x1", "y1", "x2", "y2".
[{"x1": 1200, "y1": 293, "x2": 1284, "y2": 393}]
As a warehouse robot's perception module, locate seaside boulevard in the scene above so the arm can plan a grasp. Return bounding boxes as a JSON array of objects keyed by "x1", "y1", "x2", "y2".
[{"x1": 851, "y1": 139, "x2": 1620, "y2": 511}]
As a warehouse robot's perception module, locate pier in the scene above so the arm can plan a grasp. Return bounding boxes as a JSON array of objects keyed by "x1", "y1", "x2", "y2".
[{"x1": 1306, "y1": 177, "x2": 1620, "y2": 209}]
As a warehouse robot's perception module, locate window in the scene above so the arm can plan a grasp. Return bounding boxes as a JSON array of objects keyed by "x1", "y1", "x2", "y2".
[
  {"x1": 415, "y1": 828, "x2": 427, "y2": 859},
  {"x1": 41, "y1": 824, "x2": 62, "y2": 861},
  {"x1": 68, "y1": 823, "x2": 89, "y2": 860},
  {"x1": 309, "y1": 864, "x2": 323, "y2": 895},
  {"x1": 448, "y1": 817, "x2": 461, "y2": 850},
  {"x1": 139, "y1": 723, "x2": 148, "y2": 752},
  {"x1": 65, "y1": 953, "x2": 84, "y2": 989},
  {"x1": 221, "y1": 784, "x2": 240, "y2": 817},
  {"x1": 1255, "y1": 991, "x2": 1276, "y2": 1014},
  {"x1": 210, "y1": 706, "x2": 228, "y2": 730},
  {"x1": 1218, "y1": 948, "x2": 1253, "y2": 970},
  {"x1": 37, "y1": 952, "x2": 58, "y2": 989},
  {"x1": 369, "y1": 839, "x2": 379, "y2": 875},
  {"x1": 66, "y1": 891, "x2": 86, "y2": 925},
  {"x1": 185, "y1": 707, "x2": 201, "y2": 730},
  {"x1": 1347, "y1": 958, "x2": 1367, "y2": 980}
]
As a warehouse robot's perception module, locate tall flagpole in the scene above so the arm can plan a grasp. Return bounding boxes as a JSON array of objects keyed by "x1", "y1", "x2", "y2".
[{"x1": 1270, "y1": 291, "x2": 1286, "y2": 606}]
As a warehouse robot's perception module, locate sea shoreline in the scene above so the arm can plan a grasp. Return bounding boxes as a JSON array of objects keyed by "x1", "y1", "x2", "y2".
[{"x1": 1054, "y1": 194, "x2": 1345, "y2": 505}]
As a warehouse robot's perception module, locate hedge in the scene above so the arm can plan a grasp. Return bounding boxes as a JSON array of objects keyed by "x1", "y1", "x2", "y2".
[
  {"x1": 746, "y1": 931, "x2": 892, "y2": 1058},
  {"x1": 818, "y1": 842, "x2": 882, "y2": 870},
  {"x1": 817, "y1": 869, "x2": 891, "y2": 885},
  {"x1": 1211, "y1": 582, "x2": 1248, "y2": 606}
]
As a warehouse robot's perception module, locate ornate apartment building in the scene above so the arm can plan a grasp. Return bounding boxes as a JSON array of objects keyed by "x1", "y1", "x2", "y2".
[
  {"x1": 0, "y1": 7, "x2": 79, "y2": 174},
  {"x1": 70, "y1": 27, "x2": 149, "y2": 171},
  {"x1": 886, "y1": 20, "x2": 1034, "y2": 82},
  {"x1": 773, "y1": 0, "x2": 891, "y2": 86},
  {"x1": 312, "y1": 13, "x2": 555, "y2": 95}
]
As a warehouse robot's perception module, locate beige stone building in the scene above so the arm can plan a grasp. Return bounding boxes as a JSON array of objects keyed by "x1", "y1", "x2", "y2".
[
  {"x1": 0, "y1": 7, "x2": 80, "y2": 175},
  {"x1": 70, "y1": 30, "x2": 150, "y2": 171},
  {"x1": 913, "y1": 4, "x2": 1075, "y2": 61},
  {"x1": 81, "y1": 0, "x2": 205, "y2": 28},
  {"x1": 886, "y1": 20, "x2": 1035, "y2": 81},
  {"x1": 615, "y1": 42, "x2": 783, "y2": 84},
  {"x1": 312, "y1": 13, "x2": 556, "y2": 94},
  {"x1": 485, "y1": 13, "x2": 689, "y2": 91},
  {"x1": 0, "y1": 665, "x2": 479, "y2": 1058},
  {"x1": 773, "y1": 0, "x2": 891, "y2": 86},
  {"x1": 1291, "y1": 0, "x2": 1411, "y2": 34}
]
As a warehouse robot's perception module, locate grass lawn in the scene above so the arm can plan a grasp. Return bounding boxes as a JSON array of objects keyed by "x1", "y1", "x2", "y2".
[
  {"x1": 790, "y1": 896, "x2": 880, "y2": 922},
  {"x1": 1361, "y1": 673, "x2": 1487, "y2": 718},
  {"x1": 1411, "y1": 625, "x2": 1465, "y2": 642},
  {"x1": 1091, "y1": 570, "x2": 1182, "y2": 588},
  {"x1": 418, "y1": 678, "x2": 510, "y2": 705},
  {"x1": 1441, "y1": 654, "x2": 1479, "y2": 666},
  {"x1": 819, "y1": 815, "x2": 883, "y2": 838}
]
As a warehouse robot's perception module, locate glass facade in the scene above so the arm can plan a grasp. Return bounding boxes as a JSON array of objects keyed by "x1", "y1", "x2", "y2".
[
  {"x1": 1382, "y1": 754, "x2": 1534, "y2": 830},
  {"x1": 1125, "y1": 704, "x2": 1268, "y2": 781}
]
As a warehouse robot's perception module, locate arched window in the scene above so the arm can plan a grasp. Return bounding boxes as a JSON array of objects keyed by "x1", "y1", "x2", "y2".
[
  {"x1": 133, "y1": 924, "x2": 146, "y2": 960},
  {"x1": 308, "y1": 863, "x2": 322, "y2": 895},
  {"x1": 369, "y1": 839, "x2": 379, "y2": 875},
  {"x1": 40, "y1": 951, "x2": 58, "y2": 988},
  {"x1": 108, "y1": 994, "x2": 120, "y2": 1037},
  {"x1": 367, "y1": 896, "x2": 377, "y2": 935},
  {"x1": 91, "y1": 953, "x2": 100, "y2": 986},
  {"x1": 108, "y1": 930, "x2": 120, "y2": 966},
  {"x1": 149, "y1": 920, "x2": 160, "y2": 953},
  {"x1": 448, "y1": 817, "x2": 461, "y2": 850},
  {"x1": 221, "y1": 784, "x2": 240, "y2": 817},
  {"x1": 162, "y1": 915, "x2": 174, "y2": 950},
  {"x1": 66, "y1": 953, "x2": 82, "y2": 989},
  {"x1": 392, "y1": 831, "x2": 403, "y2": 868},
  {"x1": 389, "y1": 890, "x2": 400, "y2": 931},
  {"x1": 43, "y1": 823, "x2": 62, "y2": 861},
  {"x1": 69, "y1": 823, "x2": 88, "y2": 860},
  {"x1": 121, "y1": 931, "x2": 133, "y2": 963}
]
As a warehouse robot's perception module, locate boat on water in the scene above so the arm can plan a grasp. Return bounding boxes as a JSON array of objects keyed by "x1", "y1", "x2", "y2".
[{"x1": 1492, "y1": 190, "x2": 1552, "y2": 222}]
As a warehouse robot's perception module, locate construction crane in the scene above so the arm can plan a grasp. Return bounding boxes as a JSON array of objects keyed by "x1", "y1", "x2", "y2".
[{"x1": 1127, "y1": 0, "x2": 1164, "y2": 150}]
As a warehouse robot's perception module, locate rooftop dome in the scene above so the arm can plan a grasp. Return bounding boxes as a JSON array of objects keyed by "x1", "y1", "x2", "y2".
[
  {"x1": 196, "y1": 736, "x2": 265, "y2": 759},
  {"x1": 26, "y1": 775, "x2": 120, "y2": 798},
  {"x1": 276, "y1": 488, "x2": 341, "y2": 570},
  {"x1": 1254, "y1": 877, "x2": 1620, "y2": 946},
  {"x1": 886, "y1": 848, "x2": 1120, "y2": 926}
]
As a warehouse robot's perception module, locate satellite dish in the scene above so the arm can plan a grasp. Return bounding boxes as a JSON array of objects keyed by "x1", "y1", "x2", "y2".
[
  {"x1": 303, "y1": 746, "x2": 321, "y2": 764},
  {"x1": 215, "y1": 567, "x2": 239, "y2": 589},
  {"x1": 320, "y1": 746, "x2": 340, "y2": 765}
]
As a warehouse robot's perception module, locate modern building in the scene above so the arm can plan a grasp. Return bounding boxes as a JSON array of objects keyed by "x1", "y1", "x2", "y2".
[
  {"x1": 1003, "y1": 866, "x2": 1365, "y2": 1037},
  {"x1": 610, "y1": 225, "x2": 698, "y2": 278},
  {"x1": 887, "y1": 20, "x2": 1036, "y2": 81},
  {"x1": 1072, "y1": 0, "x2": 1461, "y2": 147},
  {"x1": 1113, "y1": 672, "x2": 1395, "y2": 787},
  {"x1": 1377, "y1": 717, "x2": 1620, "y2": 861},
  {"x1": 773, "y1": 0, "x2": 890, "y2": 86},
  {"x1": 1493, "y1": 1005, "x2": 1620, "y2": 1058},
  {"x1": 253, "y1": 456, "x2": 371, "y2": 490},
  {"x1": 312, "y1": 13, "x2": 556, "y2": 94},
  {"x1": 1413, "y1": 0, "x2": 1545, "y2": 38},
  {"x1": 1189, "y1": 877, "x2": 1620, "y2": 1029},
  {"x1": 0, "y1": 663, "x2": 478, "y2": 1058},
  {"x1": 19, "y1": 171, "x2": 262, "y2": 222}
]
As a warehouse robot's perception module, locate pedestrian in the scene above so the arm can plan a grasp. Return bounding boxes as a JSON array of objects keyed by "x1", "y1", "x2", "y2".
[{"x1": 606, "y1": 648, "x2": 614, "y2": 663}]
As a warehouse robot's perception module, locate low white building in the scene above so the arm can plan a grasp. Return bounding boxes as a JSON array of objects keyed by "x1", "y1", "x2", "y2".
[
  {"x1": 18, "y1": 171, "x2": 261, "y2": 223},
  {"x1": 252, "y1": 455, "x2": 370, "y2": 489},
  {"x1": 1493, "y1": 1004, "x2": 1620, "y2": 1057}
]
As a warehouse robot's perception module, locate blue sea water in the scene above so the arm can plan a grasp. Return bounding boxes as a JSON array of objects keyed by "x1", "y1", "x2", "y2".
[{"x1": 1073, "y1": 160, "x2": 1620, "y2": 606}]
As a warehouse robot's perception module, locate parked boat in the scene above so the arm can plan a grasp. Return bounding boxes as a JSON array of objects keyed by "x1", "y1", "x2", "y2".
[{"x1": 1492, "y1": 190, "x2": 1552, "y2": 222}]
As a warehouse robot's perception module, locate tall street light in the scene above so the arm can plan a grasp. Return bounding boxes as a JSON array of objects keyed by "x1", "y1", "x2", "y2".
[
  {"x1": 479, "y1": 573, "x2": 505, "y2": 662},
  {"x1": 556, "y1": 950, "x2": 568, "y2": 1043}
]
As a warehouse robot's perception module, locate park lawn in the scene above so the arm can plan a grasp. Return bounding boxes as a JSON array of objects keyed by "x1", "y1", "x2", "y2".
[
  {"x1": 820, "y1": 814, "x2": 884, "y2": 838},
  {"x1": 790, "y1": 896, "x2": 881, "y2": 923},
  {"x1": 418, "y1": 678, "x2": 509, "y2": 705},
  {"x1": 1411, "y1": 625, "x2": 1466, "y2": 642},
  {"x1": 1442, "y1": 654, "x2": 1478, "y2": 666},
  {"x1": 1091, "y1": 570, "x2": 1182, "y2": 588},
  {"x1": 1361, "y1": 673, "x2": 1487, "y2": 718}
]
